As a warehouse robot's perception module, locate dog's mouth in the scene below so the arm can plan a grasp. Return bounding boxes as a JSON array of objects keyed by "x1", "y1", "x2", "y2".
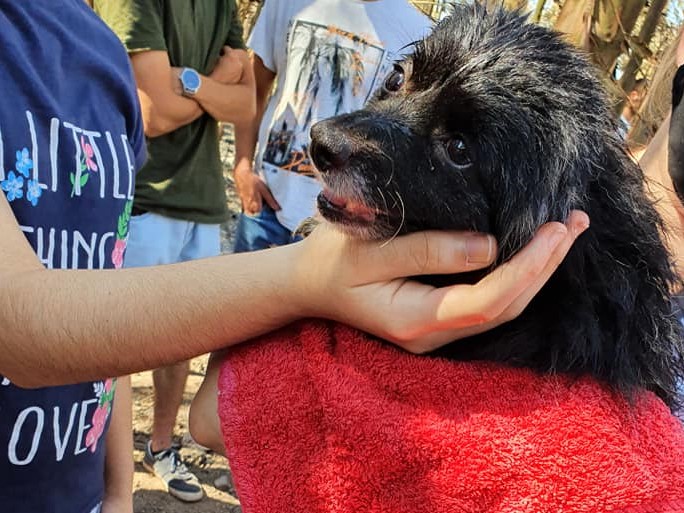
[{"x1": 317, "y1": 188, "x2": 384, "y2": 225}]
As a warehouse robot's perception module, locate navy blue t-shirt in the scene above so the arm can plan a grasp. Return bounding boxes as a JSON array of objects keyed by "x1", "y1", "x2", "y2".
[{"x1": 0, "y1": 1, "x2": 145, "y2": 512}]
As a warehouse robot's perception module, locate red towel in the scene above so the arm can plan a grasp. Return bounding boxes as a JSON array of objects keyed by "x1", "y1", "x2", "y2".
[{"x1": 218, "y1": 320, "x2": 684, "y2": 513}]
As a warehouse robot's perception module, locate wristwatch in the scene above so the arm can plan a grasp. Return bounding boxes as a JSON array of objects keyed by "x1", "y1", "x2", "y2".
[{"x1": 179, "y1": 67, "x2": 202, "y2": 97}]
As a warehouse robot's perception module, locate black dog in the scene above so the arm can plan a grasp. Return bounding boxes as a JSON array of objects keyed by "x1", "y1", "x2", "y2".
[{"x1": 309, "y1": 3, "x2": 684, "y2": 409}]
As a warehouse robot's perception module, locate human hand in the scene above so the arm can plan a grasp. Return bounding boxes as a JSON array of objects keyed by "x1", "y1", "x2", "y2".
[
  {"x1": 234, "y1": 161, "x2": 280, "y2": 214},
  {"x1": 289, "y1": 210, "x2": 589, "y2": 353},
  {"x1": 676, "y1": 28, "x2": 684, "y2": 68},
  {"x1": 210, "y1": 46, "x2": 245, "y2": 85}
]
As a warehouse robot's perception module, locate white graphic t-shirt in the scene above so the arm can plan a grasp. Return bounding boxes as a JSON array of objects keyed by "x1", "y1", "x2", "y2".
[{"x1": 250, "y1": 0, "x2": 433, "y2": 230}]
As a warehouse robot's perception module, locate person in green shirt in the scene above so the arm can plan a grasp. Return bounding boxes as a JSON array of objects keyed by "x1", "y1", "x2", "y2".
[{"x1": 94, "y1": 0, "x2": 255, "y2": 502}]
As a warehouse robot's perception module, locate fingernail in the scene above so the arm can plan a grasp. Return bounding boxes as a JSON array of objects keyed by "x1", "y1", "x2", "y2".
[
  {"x1": 571, "y1": 216, "x2": 590, "y2": 237},
  {"x1": 466, "y1": 234, "x2": 495, "y2": 265}
]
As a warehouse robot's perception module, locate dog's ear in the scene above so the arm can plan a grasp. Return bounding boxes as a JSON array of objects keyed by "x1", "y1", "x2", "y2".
[{"x1": 558, "y1": 137, "x2": 684, "y2": 406}]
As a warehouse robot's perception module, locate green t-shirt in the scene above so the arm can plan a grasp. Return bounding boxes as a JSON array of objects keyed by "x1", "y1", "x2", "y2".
[{"x1": 95, "y1": 0, "x2": 244, "y2": 223}]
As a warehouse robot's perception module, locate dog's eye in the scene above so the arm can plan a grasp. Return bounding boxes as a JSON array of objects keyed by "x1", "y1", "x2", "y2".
[
  {"x1": 384, "y1": 66, "x2": 405, "y2": 92},
  {"x1": 446, "y1": 137, "x2": 472, "y2": 168}
]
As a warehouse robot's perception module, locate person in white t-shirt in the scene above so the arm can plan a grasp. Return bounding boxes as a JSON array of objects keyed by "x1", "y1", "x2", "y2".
[{"x1": 232, "y1": 0, "x2": 434, "y2": 251}]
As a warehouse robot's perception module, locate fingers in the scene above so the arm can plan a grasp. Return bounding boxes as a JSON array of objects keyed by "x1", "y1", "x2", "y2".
[
  {"x1": 434, "y1": 212, "x2": 588, "y2": 327},
  {"x1": 243, "y1": 198, "x2": 262, "y2": 215},
  {"x1": 498, "y1": 210, "x2": 589, "y2": 321},
  {"x1": 355, "y1": 230, "x2": 497, "y2": 283},
  {"x1": 258, "y1": 182, "x2": 281, "y2": 211},
  {"x1": 388, "y1": 210, "x2": 589, "y2": 352}
]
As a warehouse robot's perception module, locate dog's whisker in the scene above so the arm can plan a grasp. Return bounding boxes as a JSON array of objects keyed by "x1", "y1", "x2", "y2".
[
  {"x1": 376, "y1": 186, "x2": 390, "y2": 215},
  {"x1": 380, "y1": 189, "x2": 406, "y2": 248},
  {"x1": 378, "y1": 148, "x2": 396, "y2": 187}
]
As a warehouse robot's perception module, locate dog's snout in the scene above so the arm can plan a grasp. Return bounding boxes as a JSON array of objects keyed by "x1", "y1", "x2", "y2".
[{"x1": 310, "y1": 121, "x2": 352, "y2": 173}]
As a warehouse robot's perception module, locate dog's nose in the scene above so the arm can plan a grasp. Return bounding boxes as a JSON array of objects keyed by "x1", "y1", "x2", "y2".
[{"x1": 310, "y1": 122, "x2": 352, "y2": 172}]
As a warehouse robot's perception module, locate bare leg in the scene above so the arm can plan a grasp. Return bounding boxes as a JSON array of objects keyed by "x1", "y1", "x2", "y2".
[
  {"x1": 189, "y1": 352, "x2": 226, "y2": 455},
  {"x1": 150, "y1": 360, "x2": 190, "y2": 452}
]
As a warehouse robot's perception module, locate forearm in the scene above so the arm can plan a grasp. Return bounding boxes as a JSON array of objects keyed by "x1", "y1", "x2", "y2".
[
  {"x1": 104, "y1": 376, "x2": 133, "y2": 509},
  {"x1": 131, "y1": 50, "x2": 206, "y2": 138},
  {"x1": 233, "y1": 73, "x2": 271, "y2": 170},
  {"x1": 194, "y1": 76, "x2": 256, "y2": 124},
  {"x1": 641, "y1": 115, "x2": 684, "y2": 283},
  {"x1": 138, "y1": 87, "x2": 204, "y2": 138},
  {"x1": 233, "y1": 115, "x2": 259, "y2": 170},
  {"x1": 0, "y1": 247, "x2": 301, "y2": 388}
]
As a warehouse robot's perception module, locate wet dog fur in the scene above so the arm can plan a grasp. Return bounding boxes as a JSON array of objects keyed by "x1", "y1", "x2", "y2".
[{"x1": 308, "y1": 3, "x2": 684, "y2": 408}]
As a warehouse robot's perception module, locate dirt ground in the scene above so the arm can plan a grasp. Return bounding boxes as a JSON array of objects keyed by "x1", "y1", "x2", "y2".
[
  {"x1": 132, "y1": 126, "x2": 243, "y2": 513},
  {"x1": 131, "y1": 358, "x2": 241, "y2": 513}
]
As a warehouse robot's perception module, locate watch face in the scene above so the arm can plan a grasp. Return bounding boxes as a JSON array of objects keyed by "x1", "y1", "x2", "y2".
[{"x1": 181, "y1": 69, "x2": 201, "y2": 91}]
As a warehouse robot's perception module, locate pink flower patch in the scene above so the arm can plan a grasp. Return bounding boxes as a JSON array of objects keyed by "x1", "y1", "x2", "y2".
[
  {"x1": 80, "y1": 135, "x2": 98, "y2": 172},
  {"x1": 86, "y1": 404, "x2": 110, "y2": 453},
  {"x1": 111, "y1": 238, "x2": 127, "y2": 269}
]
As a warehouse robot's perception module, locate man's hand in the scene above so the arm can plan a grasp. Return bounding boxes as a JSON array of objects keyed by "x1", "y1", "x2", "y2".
[
  {"x1": 210, "y1": 46, "x2": 245, "y2": 85},
  {"x1": 234, "y1": 160, "x2": 280, "y2": 214},
  {"x1": 288, "y1": 210, "x2": 589, "y2": 354}
]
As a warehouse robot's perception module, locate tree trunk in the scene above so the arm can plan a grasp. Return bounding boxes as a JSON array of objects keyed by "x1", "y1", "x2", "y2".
[
  {"x1": 503, "y1": 0, "x2": 528, "y2": 11},
  {"x1": 591, "y1": 0, "x2": 646, "y2": 72},
  {"x1": 531, "y1": 0, "x2": 547, "y2": 23},
  {"x1": 555, "y1": 0, "x2": 646, "y2": 73},
  {"x1": 555, "y1": 0, "x2": 595, "y2": 50},
  {"x1": 617, "y1": 0, "x2": 668, "y2": 95}
]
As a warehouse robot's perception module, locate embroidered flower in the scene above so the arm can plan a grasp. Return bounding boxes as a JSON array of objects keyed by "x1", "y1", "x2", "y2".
[
  {"x1": 25, "y1": 179, "x2": 42, "y2": 207},
  {"x1": 112, "y1": 200, "x2": 133, "y2": 268},
  {"x1": 112, "y1": 238, "x2": 127, "y2": 269},
  {"x1": 92, "y1": 404, "x2": 109, "y2": 430},
  {"x1": 15, "y1": 148, "x2": 33, "y2": 178},
  {"x1": 70, "y1": 137, "x2": 99, "y2": 197},
  {"x1": 80, "y1": 136, "x2": 98, "y2": 172},
  {"x1": 1, "y1": 171, "x2": 24, "y2": 202},
  {"x1": 93, "y1": 381, "x2": 105, "y2": 398},
  {"x1": 85, "y1": 405, "x2": 109, "y2": 453},
  {"x1": 86, "y1": 378, "x2": 117, "y2": 453}
]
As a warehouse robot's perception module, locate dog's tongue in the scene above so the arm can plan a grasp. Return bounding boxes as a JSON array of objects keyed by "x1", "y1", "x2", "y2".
[
  {"x1": 322, "y1": 188, "x2": 377, "y2": 222},
  {"x1": 345, "y1": 200, "x2": 375, "y2": 221},
  {"x1": 323, "y1": 188, "x2": 348, "y2": 208}
]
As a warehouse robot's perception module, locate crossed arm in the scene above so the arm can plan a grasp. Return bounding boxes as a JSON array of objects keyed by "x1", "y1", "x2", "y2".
[{"x1": 132, "y1": 47, "x2": 256, "y2": 138}]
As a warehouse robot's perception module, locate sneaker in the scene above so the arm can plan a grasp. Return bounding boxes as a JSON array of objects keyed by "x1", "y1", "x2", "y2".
[{"x1": 143, "y1": 442, "x2": 204, "y2": 502}]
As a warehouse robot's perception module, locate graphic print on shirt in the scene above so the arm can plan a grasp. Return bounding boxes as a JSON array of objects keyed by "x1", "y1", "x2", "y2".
[
  {"x1": 2, "y1": 378, "x2": 115, "y2": 466},
  {"x1": 71, "y1": 135, "x2": 100, "y2": 197},
  {"x1": 1, "y1": 148, "x2": 41, "y2": 206},
  {"x1": 85, "y1": 379, "x2": 116, "y2": 453},
  {"x1": 112, "y1": 199, "x2": 133, "y2": 269},
  {"x1": 0, "y1": 110, "x2": 137, "y2": 271},
  {"x1": 263, "y1": 21, "x2": 395, "y2": 177}
]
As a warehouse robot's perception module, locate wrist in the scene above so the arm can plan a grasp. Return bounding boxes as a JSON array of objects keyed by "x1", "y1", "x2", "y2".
[
  {"x1": 234, "y1": 159, "x2": 256, "y2": 176},
  {"x1": 178, "y1": 67, "x2": 202, "y2": 97},
  {"x1": 276, "y1": 242, "x2": 315, "y2": 319}
]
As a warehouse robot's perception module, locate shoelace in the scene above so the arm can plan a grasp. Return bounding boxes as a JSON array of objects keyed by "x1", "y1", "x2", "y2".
[{"x1": 160, "y1": 449, "x2": 193, "y2": 479}]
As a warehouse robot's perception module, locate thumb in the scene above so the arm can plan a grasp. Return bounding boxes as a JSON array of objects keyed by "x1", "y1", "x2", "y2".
[{"x1": 355, "y1": 230, "x2": 496, "y2": 284}]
